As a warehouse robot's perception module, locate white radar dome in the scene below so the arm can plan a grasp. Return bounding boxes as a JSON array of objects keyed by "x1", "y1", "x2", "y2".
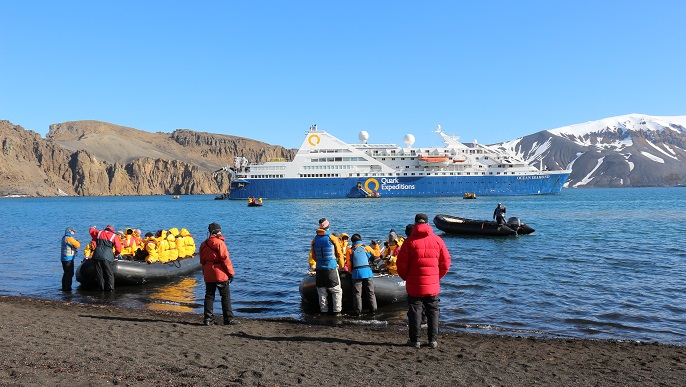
[
  {"x1": 358, "y1": 131, "x2": 369, "y2": 144},
  {"x1": 403, "y1": 134, "x2": 415, "y2": 148}
]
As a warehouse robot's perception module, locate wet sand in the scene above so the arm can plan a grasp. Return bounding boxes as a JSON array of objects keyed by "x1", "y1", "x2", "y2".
[{"x1": 0, "y1": 295, "x2": 683, "y2": 386}]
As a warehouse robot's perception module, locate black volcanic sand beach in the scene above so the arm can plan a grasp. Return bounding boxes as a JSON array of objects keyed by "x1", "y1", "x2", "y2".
[{"x1": 0, "y1": 296, "x2": 683, "y2": 386}]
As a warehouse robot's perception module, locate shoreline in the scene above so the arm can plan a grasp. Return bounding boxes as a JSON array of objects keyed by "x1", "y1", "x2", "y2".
[{"x1": 0, "y1": 295, "x2": 684, "y2": 386}]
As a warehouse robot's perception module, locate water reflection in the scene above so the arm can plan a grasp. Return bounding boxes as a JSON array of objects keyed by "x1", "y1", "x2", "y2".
[{"x1": 146, "y1": 278, "x2": 199, "y2": 313}]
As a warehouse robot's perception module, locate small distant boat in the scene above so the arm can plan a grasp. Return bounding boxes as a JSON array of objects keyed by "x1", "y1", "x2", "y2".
[
  {"x1": 299, "y1": 271, "x2": 406, "y2": 310},
  {"x1": 463, "y1": 192, "x2": 477, "y2": 199},
  {"x1": 214, "y1": 194, "x2": 226, "y2": 200},
  {"x1": 172, "y1": 195, "x2": 180, "y2": 199},
  {"x1": 75, "y1": 255, "x2": 201, "y2": 287},
  {"x1": 433, "y1": 214, "x2": 535, "y2": 236},
  {"x1": 247, "y1": 197, "x2": 263, "y2": 207}
]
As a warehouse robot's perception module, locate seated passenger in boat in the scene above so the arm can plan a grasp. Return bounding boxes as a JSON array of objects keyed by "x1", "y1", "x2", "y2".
[
  {"x1": 340, "y1": 233, "x2": 350, "y2": 266},
  {"x1": 382, "y1": 230, "x2": 404, "y2": 275},
  {"x1": 366, "y1": 240, "x2": 384, "y2": 271},
  {"x1": 167, "y1": 228, "x2": 179, "y2": 262},
  {"x1": 139, "y1": 232, "x2": 159, "y2": 263},
  {"x1": 83, "y1": 240, "x2": 96, "y2": 259},
  {"x1": 156, "y1": 230, "x2": 171, "y2": 263},
  {"x1": 120, "y1": 228, "x2": 139, "y2": 260},
  {"x1": 178, "y1": 228, "x2": 196, "y2": 258}
]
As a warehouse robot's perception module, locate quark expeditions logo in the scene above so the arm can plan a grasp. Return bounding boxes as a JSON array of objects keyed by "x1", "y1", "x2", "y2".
[
  {"x1": 307, "y1": 134, "x2": 321, "y2": 146},
  {"x1": 365, "y1": 177, "x2": 415, "y2": 192}
]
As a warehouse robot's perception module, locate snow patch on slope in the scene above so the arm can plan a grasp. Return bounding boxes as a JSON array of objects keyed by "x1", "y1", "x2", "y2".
[
  {"x1": 573, "y1": 156, "x2": 605, "y2": 187},
  {"x1": 640, "y1": 152, "x2": 665, "y2": 163}
]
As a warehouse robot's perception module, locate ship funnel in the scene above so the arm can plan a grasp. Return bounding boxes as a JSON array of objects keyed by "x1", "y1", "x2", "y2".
[
  {"x1": 403, "y1": 134, "x2": 415, "y2": 148},
  {"x1": 358, "y1": 131, "x2": 369, "y2": 144}
]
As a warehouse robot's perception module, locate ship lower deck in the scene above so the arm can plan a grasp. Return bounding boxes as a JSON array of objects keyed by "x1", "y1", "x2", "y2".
[{"x1": 228, "y1": 173, "x2": 570, "y2": 199}]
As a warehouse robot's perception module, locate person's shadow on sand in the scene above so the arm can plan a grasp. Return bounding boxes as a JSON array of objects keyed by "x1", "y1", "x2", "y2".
[{"x1": 229, "y1": 332, "x2": 397, "y2": 347}]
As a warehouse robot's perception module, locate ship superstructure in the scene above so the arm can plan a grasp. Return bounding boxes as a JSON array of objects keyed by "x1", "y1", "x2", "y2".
[{"x1": 227, "y1": 124, "x2": 570, "y2": 199}]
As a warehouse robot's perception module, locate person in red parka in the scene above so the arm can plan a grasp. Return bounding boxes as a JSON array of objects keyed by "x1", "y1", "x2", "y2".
[
  {"x1": 396, "y1": 213, "x2": 451, "y2": 349},
  {"x1": 89, "y1": 225, "x2": 122, "y2": 292},
  {"x1": 199, "y1": 222, "x2": 237, "y2": 326}
]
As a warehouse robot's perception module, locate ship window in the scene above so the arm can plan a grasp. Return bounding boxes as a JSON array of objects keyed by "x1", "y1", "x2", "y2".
[
  {"x1": 403, "y1": 173, "x2": 407, "y2": 176},
  {"x1": 411, "y1": 173, "x2": 415, "y2": 176},
  {"x1": 381, "y1": 158, "x2": 386, "y2": 160}
]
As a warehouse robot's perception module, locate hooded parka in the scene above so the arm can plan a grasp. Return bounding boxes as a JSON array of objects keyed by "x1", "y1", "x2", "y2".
[{"x1": 396, "y1": 223, "x2": 451, "y2": 297}]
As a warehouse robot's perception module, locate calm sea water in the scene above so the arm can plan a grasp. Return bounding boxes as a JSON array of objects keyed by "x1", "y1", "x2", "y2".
[{"x1": 1, "y1": 188, "x2": 685, "y2": 345}]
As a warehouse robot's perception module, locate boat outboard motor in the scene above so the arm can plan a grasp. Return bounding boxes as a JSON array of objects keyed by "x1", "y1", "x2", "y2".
[{"x1": 507, "y1": 217, "x2": 521, "y2": 230}]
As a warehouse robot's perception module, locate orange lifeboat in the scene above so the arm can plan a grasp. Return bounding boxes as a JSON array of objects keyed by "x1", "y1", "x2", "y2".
[
  {"x1": 418, "y1": 155, "x2": 451, "y2": 166},
  {"x1": 418, "y1": 155, "x2": 450, "y2": 163}
]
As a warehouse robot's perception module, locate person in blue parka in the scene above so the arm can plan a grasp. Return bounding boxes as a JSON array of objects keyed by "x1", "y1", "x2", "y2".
[{"x1": 345, "y1": 233, "x2": 377, "y2": 316}]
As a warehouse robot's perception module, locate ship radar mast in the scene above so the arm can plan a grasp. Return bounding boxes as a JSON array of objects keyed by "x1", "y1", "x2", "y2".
[{"x1": 435, "y1": 124, "x2": 463, "y2": 148}]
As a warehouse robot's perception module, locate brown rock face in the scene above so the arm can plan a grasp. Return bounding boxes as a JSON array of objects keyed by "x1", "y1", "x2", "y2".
[{"x1": 0, "y1": 120, "x2": 294, "y2": 197}]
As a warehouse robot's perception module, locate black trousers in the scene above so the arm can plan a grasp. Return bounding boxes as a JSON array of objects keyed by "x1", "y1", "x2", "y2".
[
  {"x1": 407, "y1": 295, "x2": 440, "y2": 343},
  {"x1": 204, "y1": 281, "x2": 234, "y2": 323},
  {"x1": 352, "y1": 278, "x2": 377, "y2": 315},
  {"x1": 61, "y1": 260, "x2": 74, "y2": 291},
  {"x1": 94, "y1": 259, "x2": 115, "y2": 292}
]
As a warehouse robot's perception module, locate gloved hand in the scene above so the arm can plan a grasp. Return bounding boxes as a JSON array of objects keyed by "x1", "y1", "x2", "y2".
[{"x1": 227, "y1": 274, "x2": 234, "y2": 283}]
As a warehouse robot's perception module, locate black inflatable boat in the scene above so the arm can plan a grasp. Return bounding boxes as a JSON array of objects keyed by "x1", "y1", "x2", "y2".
[
  {"x1": 299, "y1": 271, "x2": 407, "y2": 310},
  {"x1": 75, "y1": 255, "x2": 201, "y2": 287},
  {"x1": 433, "y1": 214, "x2": 535, "y2": 236}
]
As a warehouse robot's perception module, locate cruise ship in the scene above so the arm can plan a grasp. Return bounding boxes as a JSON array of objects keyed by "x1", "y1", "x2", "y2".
[{"x1": 227, "y1": 125, "x2": 571, "y2": 199}]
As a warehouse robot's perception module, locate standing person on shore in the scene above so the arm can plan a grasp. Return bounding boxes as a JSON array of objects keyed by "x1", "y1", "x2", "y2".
[
  {"x1": 199, "y1": 222, "x2": 237, "y2": 326},
  {"x1": 396, "y1": 213, "x2": 451, "y2": 349},
  {"x1": 310, "y1": 218, "x2": 345, "y2": 316},
  {"x1": 60, "y1": 227, "x2": 81, "y2": 291},
  {"x1": 89, "y1": 225, "x2": 122, "y2": 292},
  {"x1": 345, "y1": 234, "x2": 377, "y2": 316}
]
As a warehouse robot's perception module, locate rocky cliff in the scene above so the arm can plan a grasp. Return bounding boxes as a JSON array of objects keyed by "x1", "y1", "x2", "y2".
[{"x1": 0, "y1": 120, "x2": 294, "y2": 197}]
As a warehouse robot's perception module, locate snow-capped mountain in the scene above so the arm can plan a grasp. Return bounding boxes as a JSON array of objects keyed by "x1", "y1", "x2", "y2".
[{"x1": 496, "y1": 114, "x2": 686, "y2": 188}]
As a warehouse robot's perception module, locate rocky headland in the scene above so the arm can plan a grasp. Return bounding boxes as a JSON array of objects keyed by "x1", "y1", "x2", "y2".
[{"x1": 0, "y1": 120, "x2": 294, "y2": 197}]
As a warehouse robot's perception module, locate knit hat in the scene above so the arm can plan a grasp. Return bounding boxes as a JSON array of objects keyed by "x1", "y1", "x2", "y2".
[
  {"x1": 405, "y1": 223, "x2": 414, "y2": 237},
  {"x1": 208, "y1": 222, "x2": 222, "y2": 235},
  {"x1": 350, "y1": 234, "x2": 362, "y2": 243},
  {"x1": 388, "y1": 229, "x2": 398, "y2": 242},
  {"x1": 318, "y1": 218, "x2": 329, "y2": 229},
  {"x1": 144, "y1": 232, "x2": 154, "y2": 238},
  {"x1": 105, "y1": 225, "x2": 115, "y2": 232},
  {"x1": 414, "y1": 213, "x2": 428, "y2": 224}
]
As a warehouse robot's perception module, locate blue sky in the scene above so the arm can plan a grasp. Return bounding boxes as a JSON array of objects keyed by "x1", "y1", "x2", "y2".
[{"x1": 1, "y1": 1, "x2": 684, "y2": 149}]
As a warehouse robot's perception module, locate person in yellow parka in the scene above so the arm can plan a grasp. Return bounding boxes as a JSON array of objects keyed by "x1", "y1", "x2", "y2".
[
  {"x1": 142, "y1": 232, "x2": 159, "y2": 263},
  {"x1": 156, "y1": 230, "x2": 170, "y2": 263},
  {"x1": 83, "y1": 240, "x2": 97, "y2": 259},
  {"x1": 167, "y1": 228, "x2": 179, "y2": 261},
  {"x1": 120, "y1": 228, "x2": 139, "y2": 260},
  {"x1": 382, "y1": 229, "x2": 404, "y2": 275},
  {"x1": 178, "y1": 228, "x2": 196, "y2": 258},
  {"x1": 366, "y1": 240, "x2": 383, "y2": 270}
]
